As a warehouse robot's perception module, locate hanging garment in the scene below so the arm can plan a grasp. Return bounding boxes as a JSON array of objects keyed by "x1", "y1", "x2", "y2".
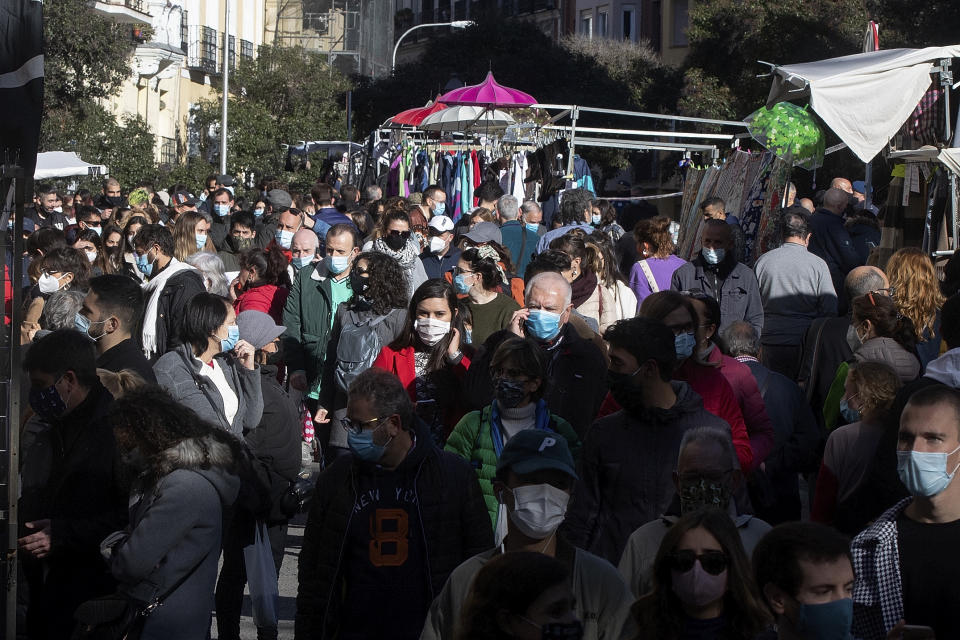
[
  {"x1": 472, "y1": 150, "x2": 482, "y2": 207},
  {"x1": 573, "y1": 155, "x2": 595, "y2": 195},
  {"x1": 511, "y1": 153, "x2": 527, "y2": 202},
  {"x1": 452, "y1": 153, "x2": 463, "y2": 221},
  {"x1": 460, "y1": 153, "x2": 471, "y2": 215},
  {"x1": 444, "y1": 153, "x2": 456, "y2": 208}
]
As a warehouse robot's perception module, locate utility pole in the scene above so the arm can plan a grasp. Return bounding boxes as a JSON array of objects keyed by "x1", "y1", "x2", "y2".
[{"x1": 220, "y1": 0, "x2": 230, "y2": 175}]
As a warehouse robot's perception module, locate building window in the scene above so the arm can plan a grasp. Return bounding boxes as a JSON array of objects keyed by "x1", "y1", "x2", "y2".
[
  {"x1": 180, "y1": 10, "x2": 189, "y2": 52},
  {"x1": 240, "y1": 39, "x2": 253, "y2": 60},
  {"x1": 597, "y1": 8, "x2": 608, "y2": 37},
  {"x1": 622, "y1": 5, "x2": 636, "y2": 41},
  {"x1": 672, "y1": 0, "x2": 689, "y2": 46},
  {"x1": 580, "y1": 10, "x2": 592, "y2": 37},
  {"x1": 159, "y1": 136, "x2": 177, "y2": 165},
  {"x1": 201, "y1": 26, "x2": 218, "y2": 71},
  {"x1": 227, "y1": 34, "x2": 236, "y2": 70}
]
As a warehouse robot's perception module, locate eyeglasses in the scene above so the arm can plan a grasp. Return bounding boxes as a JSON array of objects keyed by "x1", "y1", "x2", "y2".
[
  {"x1": 668, "y1": 549, "x2": 728, "y2": 575},
  {"x1": 342, "y1": 415, "x2": 389, "y2": 435},
  {"x1": 453, "y1": 266, "x2": 475, "y2": 276}
]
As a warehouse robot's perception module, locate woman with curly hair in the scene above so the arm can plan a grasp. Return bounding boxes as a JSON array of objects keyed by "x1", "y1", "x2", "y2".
[
  {"x1": 172, "y1": 210, "x2": 213, "y2": 261},
  {"x1": 591, "y1": 198, "x2": 625, "y2": 243},
  {"x1": 457, "y1": 551, "x2": 579, "y2": 640},
  {"x1": 230, "y1": 245, "x2": 291, "y2": 323},
  {"x1": 811, "y1": 360, "x2": 901, "y2": 533},
  {"x1": 374, "y1": 278, "x2": 471, "y2": 445},
  {"x1": 628, "y1": 216, "x2": 686, "y2": 306},
  {"x1": 320, "y1": 251, "x2": 409, "y2": 460},
  {"x1": 632, "y1": 507, "x2": 770, "y2": 639},
  {"x1": 455, "y1": 246, "x2": 521, "y2": 346},
  {"x1": 886, "y1": 247, "x2": 945, "y2": 369},
  {"x1": 364, "y1": 208, "x2": 428, "y2": 299},
  {"x1": 100, "y1": 386, "x2": 242, "y2": 640}
]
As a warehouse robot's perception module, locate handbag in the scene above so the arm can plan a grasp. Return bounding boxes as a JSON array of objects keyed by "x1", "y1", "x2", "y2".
[
  {"x1": 243, "y1": 521, "x2": 280, "y2": 628},
  {"x1": 278, "y1": 474, "x2": 314, "y2": 518},
  {"x1": 72, "y1": 543, "x2": 212, "y2": 639}
]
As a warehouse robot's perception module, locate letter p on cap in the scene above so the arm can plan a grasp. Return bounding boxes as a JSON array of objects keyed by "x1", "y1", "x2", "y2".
[{"x1": 538, "y1": 436, "x2": 557, "y2": 452}]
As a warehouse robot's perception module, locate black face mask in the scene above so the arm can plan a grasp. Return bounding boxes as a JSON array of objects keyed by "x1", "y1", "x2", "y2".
[
  {"x1": 607, "y1": 369, "x2": 644, "y2": 416},
  {"x1": 384, "y1": 232, "x2": 409, "y2": 251},
  {"x1": 494, "y1": 378, "x2": 528, "y2": 409},
  {"x1": 105, "y1": 195, "x2": 125, "y2": 208},
  {"x1": 264, "y1": 349, "x2": 284, "y2": 367},
  {"x1": 349, "y1": 272, "x2": 370, "y2": 297}
]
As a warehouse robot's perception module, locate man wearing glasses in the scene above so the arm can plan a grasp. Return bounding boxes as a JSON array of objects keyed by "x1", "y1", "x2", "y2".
[{"x1": 296, "y1": 368, "x2": 491, "y2": 640}]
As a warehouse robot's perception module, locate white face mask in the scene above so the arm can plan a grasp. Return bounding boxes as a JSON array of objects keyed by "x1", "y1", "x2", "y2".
[
  {"x1": 414, "y1": 317, "x2": 451, "y2": 346},
  {"x1": 85, "y1": 250, "x2": 97, "y2": 263},
  {"x1": 428, "y1": 236, "x2": 447, "y2": 254},
  {"x1": 506, "y1": 483, "x2": 569, "y2": 540},
  {"x1": 38, "y1": 272, "x2": 63, "y2": 294}
]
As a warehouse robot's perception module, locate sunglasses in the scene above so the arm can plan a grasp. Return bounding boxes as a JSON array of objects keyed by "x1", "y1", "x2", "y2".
[
  {"x1": 669, "y1": 549, "x2": 728, "y2": 575},
  {"x1": 388, "y1": 230, "x2": 412, "y2": 239}
]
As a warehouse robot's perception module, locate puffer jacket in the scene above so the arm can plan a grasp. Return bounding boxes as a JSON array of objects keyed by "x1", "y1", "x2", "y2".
[
  {"x1": 234, "y1": 283, "x2": 289, "y2": 324},
  {"x1": 561, "y1": 381, "x2": 730, "y2": 564},
  {"x1": 109, "y1": 435, "x2": 241, "y2": 640},
  {"x1": 295, "y1": 417, "x2": 492, "y2": 640},
  {"x1": 444, "y1": 401, "x2": 581, "y2": 529}
]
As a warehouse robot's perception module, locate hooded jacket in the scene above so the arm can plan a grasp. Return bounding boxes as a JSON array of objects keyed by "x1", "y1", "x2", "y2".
[
  {"x1": 109, "y1": 435, "x2": 241, "y2": 640},
  {"x1": 153, "y1": 343, "x2": 264, "y2": 437},
  {"x1": 295, "y1": 417, "x2": 492, "y2": 640},
  {"x1": 561, "y1": 381, "x2": 731, "y2": 564}
]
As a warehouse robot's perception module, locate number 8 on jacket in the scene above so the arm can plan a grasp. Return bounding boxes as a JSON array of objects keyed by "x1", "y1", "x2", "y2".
[{"x1": 369, "y1": 508, "x2": 409, "y2": 567}]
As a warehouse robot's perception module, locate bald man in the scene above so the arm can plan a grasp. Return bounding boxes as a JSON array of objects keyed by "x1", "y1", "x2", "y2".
[
  {"x1": 807, "y1": 188, "x2": 864, "y2": 304},
  {"x1": 797, "y1": 265, "x2": 888, "y2": 426},
  {"x1": 830, "y1": 177, "x2": 853, "y2": 194}
]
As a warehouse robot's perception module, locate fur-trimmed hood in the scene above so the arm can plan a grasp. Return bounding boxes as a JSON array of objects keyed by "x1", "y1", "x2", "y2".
[{"x1": 154, "y1": 435, "x2": 240, "y2": 506}]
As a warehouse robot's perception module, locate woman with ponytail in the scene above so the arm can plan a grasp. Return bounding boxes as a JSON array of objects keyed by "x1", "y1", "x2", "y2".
[
  {"x1": 549, "y1": 230, "x2": 622, "y2": 332},
  {"x1": 230, "y1": 245, "x2": 291, "y2": 323},
  {"x1": 822, "y1": 291, "x2": 920, "y2": 429}
]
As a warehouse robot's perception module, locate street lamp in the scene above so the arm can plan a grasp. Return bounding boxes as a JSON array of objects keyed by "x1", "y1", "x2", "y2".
[{"x1": 392, "y1": 20, "x2": 475, "y2": 73}]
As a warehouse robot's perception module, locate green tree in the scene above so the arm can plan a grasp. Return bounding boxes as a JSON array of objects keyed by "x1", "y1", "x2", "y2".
[
  {"x1": 191, "y1": 45, "x2": 351, "y2": 177},
  {"x1": 40, "y1": 0, "x2": 156, "y2": 186}
]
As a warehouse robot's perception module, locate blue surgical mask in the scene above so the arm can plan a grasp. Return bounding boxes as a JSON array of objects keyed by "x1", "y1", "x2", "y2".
[
  {"x1": 326, "y1": 254, "x2": 350, "y2": 274},
  {"x1": 276, "y1": 229, "x2": 294, "y2": 249},
  {"x1": 592, "y1": 214, "x2": 602, "y2": 225},
  {"x1": 89, "y1": 225, "x2": 103, "y2": 237},
  {"x1": 433, "y1": 202, "x2": 446, "y2": 217},
  {"x1": 253, "y1": 208, "x2": 264, "y2": 218},
  {"x1": 675, "y1": 331, "x2": 696, "y2": 361},
  {"x1": 795, "y1": 597, "x2": 854, "y2": 640},
  {"x1": 525, "y1": 222, "x2": 540, "y2": 234},
  {"x1": 897, "y1": 444, "x2": 960, "y2": 497},
  {"x1": 347, "y1": 423, "x2": 392, "y2": 462},
  {"x1": 220, "y1": 324, "x2": 240, "y2": 352},
  {"x1": 135, "y1": 252, "x2": 154, "y2": 277},
  {"x1": 195, "y1": 233, "x2": 207, "y2": 251},
  {"x1": 701, "y1": 247, "x2": 725, "y2": 265},
  {"x1": 453, "y1": 274, "x2": 472, "y2": 294},
  {"x1": 839, "y1": 398, "x2": 861, "y2": 424},
  {"x1": 74, "y1": 312, "x2": 90, "y2": 334},
  {"x1": 292, "y1": 255, "x2": 313, "y2": 270},
  {"x1": 525, "y1": 309, "x2": 562, "y2": 341},
  {"x1": 214, "y1": 203, "x2": 231, "y2": 218}
]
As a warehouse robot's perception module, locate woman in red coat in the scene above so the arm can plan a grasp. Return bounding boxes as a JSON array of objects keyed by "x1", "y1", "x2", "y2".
[
  {"x1": 231, "y1": 245, "x2": 290, "y2": 324},
  {"x1": 373, "y1": 278, "x2": 471, "y2": 445}
]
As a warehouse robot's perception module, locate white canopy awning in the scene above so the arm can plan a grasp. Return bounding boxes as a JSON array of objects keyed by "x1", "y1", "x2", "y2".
[
  {"x1": 33, "y1": 151, "x2": 107, "y2": 180},
  {"x1": 765, "y1": 46, "x2": 960, "y2": 163}
]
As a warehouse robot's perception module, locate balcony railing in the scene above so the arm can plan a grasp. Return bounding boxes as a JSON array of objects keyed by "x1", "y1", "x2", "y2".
[
  {"x1": 91, "y1": 0, "x2": 152, "y2": 24},
  {"x1": 159, "y1": 136, "x2": 177, "y2": 165},
  {"x1": 187, "y1": 25, "x2": 219, "y2": 73}
]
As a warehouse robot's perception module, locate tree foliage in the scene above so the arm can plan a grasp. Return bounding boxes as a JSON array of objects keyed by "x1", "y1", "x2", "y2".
[
  {"x1": 40, "y1": 0, "x2": 155, "y2": 186},
  {"x1": 191, "y1": 45, "x2": 351, "y2": 177}
]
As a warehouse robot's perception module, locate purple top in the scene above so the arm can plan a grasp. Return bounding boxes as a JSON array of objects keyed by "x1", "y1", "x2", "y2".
[{"x1": 628, "y1": 255, "x2": 688, "y2": 309}]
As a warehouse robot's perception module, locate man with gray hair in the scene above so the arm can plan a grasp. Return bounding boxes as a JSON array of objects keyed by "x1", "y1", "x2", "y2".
[
  {"x1": 296, "y1": 368, "x2": 491, "y2": 639},
  {"x1": 797, "y1": 265, "x2": 889, "y2": 427},
  {"x1": 721, "y1": 321, "x2": 821, "y2": 524},
  {"x1": 808, "y1": 187, "x2": 864, "y2": 299},
  {"x1": 498, "y1": 194, "x2": 538, "y2": 277},
  {"x1": 507, "y1": 271, "x2": 607, "y2": 437},
  {"x1": 617, "y1": 425, "x2": 772, "y2": 596},
  {"x1": 362, "y1": 184, "x2": 382, "y2": 204},
  {"x1": 520, "y1": 200, "x2": 545, "y2": 236},
  {"x1": 754, "y1": 208, "x2": 837, "y2": 378}
]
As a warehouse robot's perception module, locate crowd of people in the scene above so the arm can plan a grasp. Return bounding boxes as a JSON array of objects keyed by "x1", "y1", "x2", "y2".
[{"x1": 7, "y1": 171, "x2": 960, "y2": 640}]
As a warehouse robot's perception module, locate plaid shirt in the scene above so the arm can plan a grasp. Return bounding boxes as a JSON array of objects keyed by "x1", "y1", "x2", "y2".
[{"x1": 851, "y1": 498, "x2": 911, "y2": 640}]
